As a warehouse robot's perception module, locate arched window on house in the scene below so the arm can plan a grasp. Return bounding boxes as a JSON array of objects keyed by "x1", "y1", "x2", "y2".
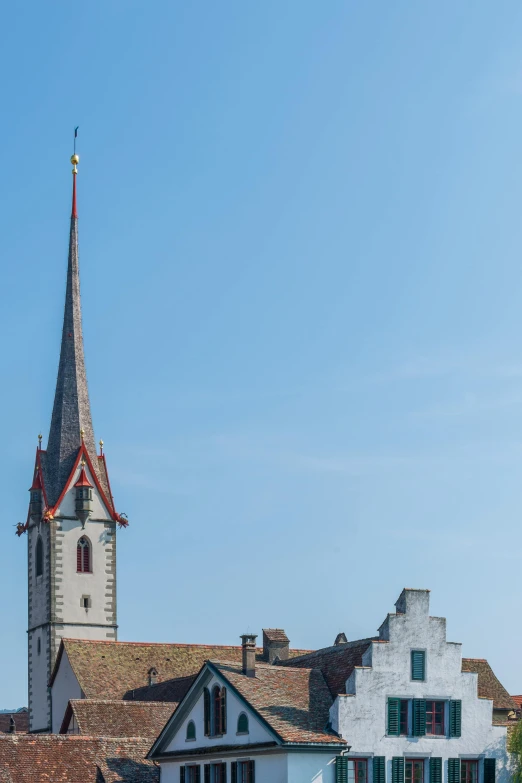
[
  {"x1": 237, "y1": 712, "x2": 249, "y2": 734},
  {"x1": 35, "y1": 536, "x2": 44, "y2": 578},
  {"x1": 212, "y1": 685, "x2": 227, "y2": 736},
  {"x1": 186, "y1": 720, "x2": 196, "y2": 741},
  {"x1": 77, "y1": 537, "x2": 92, "y2": 573}
]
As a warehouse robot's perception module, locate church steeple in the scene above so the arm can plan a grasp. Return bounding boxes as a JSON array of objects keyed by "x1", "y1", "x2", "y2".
[
  {"x1": 45, "y1": 154, "x2": 98, "y2": 505},
  {"x1": 25, "y1": 149, "x2": 122, "y2": 734}
]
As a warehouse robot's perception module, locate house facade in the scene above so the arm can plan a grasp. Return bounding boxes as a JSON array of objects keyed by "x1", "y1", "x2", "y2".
[{"x1": 148, "y1": 635, "x2": 346, "y2": 783}]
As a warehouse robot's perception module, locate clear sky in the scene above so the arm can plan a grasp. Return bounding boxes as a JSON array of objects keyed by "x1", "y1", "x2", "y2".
[{"x1": 1, "y1": 1, "x2": 522, "y2": 708}]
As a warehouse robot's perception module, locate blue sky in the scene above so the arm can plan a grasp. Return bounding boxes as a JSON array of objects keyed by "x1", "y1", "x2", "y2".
[{"x1": 1, "y1": 1, "x2": 522, "y2": 707}]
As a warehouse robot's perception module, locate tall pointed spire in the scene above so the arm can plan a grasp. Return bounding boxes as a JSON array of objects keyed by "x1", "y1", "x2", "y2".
[{"x1": 45, "y1": 153, "x2": 97, "y2": 504}]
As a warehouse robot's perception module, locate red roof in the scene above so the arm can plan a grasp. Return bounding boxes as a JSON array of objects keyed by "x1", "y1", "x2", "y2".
[
  {"x1": 29, "y1": 469, "x2": 42, "y2": 492},
  {"x1": 74, "y1": 466, "x2": 93, "y2": 488}
]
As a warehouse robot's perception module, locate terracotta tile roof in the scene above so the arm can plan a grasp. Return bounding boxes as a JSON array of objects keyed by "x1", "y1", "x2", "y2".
[
  {"x1": 0, "y1": 712, "x2": 28, "y2": 734},
  {"x1": 0, "y1": 735, "x2": 157, "y2": 782},
  {"x1": 262, "y1": 629, "x2": 289, "y2": 643},
  {"x1": 277, "y1": 638, "x2": 376, "y2": 698},
  {"x1": 462, "y1": 658, "x2": 517, "y2": 711},
  {"x1": 52, "y1": 639, "x2": 310, "y2": 700},
  {"x1": 124, "y1": 675, "x2": 195, "y2": 703},
  {"x1": 511, "y1": 695, "x2": 522, "y2": 710},
  {"x1": 212, "y1": 661, "x2": 346, "y2": 746},
  {"x1": 66, "y1": 700, "x2": 175, "y2": 739}
]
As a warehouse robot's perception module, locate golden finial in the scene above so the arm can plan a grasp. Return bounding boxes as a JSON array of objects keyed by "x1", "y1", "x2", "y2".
[
  {"x1": 80, "y1": 427, "x2": 85, "y2": 440},
  {"x1": 81, "y1": 458, "x2": 86, "y2": 468},
  {"x1": 99, "y1": 439, "x2": 104, "y2": 456},
  {"x1": 71, "y1": 153, "x2": 79, "y2": 173},
  {"x1": 38, "y1": 433, "x2": 42, "y2": 448}
]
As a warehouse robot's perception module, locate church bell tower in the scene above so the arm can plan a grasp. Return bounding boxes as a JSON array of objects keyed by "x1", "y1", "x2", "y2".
[{"x1": 23, "y1": 152, "x2": 125, "y2": 733}]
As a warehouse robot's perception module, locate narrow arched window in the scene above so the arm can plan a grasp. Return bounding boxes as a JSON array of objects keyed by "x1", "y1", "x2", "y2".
[
  {"x1": 77, "y1": 537, "x2": 91, "y2": 573},
  {"x1": 237, "y1": 712, "x2": 249, "y2": 734},
  {"x1": 35, "y1": 536, "x2": 44, "y2": 578},
  {"x1": 186, "y1": 720, "x2": 196, "y2": 741},
  {"x1": 211, "y1": 685, "x2": 227, "y2": 735}
]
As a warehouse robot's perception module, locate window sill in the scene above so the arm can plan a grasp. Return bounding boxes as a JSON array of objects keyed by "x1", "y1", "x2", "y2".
[
  {"x1": 236, "y1": 732, "x2": 249, "y2": 736},
  {"x1": 185, "y1": 739, "x2": 196, "y2": 743}
]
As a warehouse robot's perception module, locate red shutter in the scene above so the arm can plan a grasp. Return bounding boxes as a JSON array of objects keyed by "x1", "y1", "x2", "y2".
[
  {"x1": 77, "y1": 543, "x2": 82, "y2": 572},
  {"x1": 83, "y1": 542, "x2": 90, "y2": 573}
]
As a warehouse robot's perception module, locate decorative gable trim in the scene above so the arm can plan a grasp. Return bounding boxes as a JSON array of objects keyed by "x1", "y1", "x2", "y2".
[{"x1": 51, "y1": 444, "x2": 116, "y2": 520}]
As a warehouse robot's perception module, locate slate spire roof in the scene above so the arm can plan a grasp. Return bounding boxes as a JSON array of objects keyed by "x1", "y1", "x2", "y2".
[{"x1": 45, "y1": 162, "x2": 98, "y2": 505}]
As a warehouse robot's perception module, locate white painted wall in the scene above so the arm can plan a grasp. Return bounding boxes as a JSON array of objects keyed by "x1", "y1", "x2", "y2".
[
  {"x1": 287, "y1": 752, "x2": 337, "y2": 782},
  {"x1": 330, "y1": 590, "x2": 511, "y2": 783},
  {"x1": 160, "y1": 754, "x2": 288, "y2": 783},
  {"x1": 51, "y1": 649, "x2": 82, "y2": 733}
]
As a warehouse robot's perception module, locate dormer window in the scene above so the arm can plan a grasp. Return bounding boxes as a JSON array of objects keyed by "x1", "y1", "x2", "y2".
[{"x1": 148, "y1": 667, "x2": 158, "y2": 686}]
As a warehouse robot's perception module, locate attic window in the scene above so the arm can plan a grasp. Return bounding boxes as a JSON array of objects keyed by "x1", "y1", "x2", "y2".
[
  {"x1": 237, "y1": 712, "x2": 249, "y2": 734},
  {"x1": 186, "y1": 720, "x2": 196, "y2": 741}
]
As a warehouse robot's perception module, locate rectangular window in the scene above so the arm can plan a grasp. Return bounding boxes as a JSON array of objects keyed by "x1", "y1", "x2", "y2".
[
  {"x1": 426, "y1": 701, "x2": 444, "y2": 735},
  {"x1": 405, "y1": 760, "x2": 424, "y2": 783},
  {"x1": 237, "y1": 761, "x2": 254, "y2": 783},
  {"x1": 461, "y1": 762, "x2": 478, "y2": 783},
  {"x1": 205, "y1": 762, "x2": 227, "y2": 783},
  {"x1": 348, "y1": 759, "x2": 368, "y2": 783},
  {"x1": 184, "y1": 766, "x2": 201, "y2": 783},
  {"x1": 411, "y1": 650, "x2": 426, "y2": 681}
]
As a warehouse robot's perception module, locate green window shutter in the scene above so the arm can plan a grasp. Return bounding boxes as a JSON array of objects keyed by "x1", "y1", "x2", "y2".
[
  {"x1": 448, "y1": 759, "x2": 460, "y2": 783},
  {"x1": 412, "y1": 699, "x2": 426, "y2": 736},
  {"x1": 373, "y1": 757, "x2": 386, "y2": 783},
  {"x1": 484, "y1": 760, "x2": 496, "y2": 783},
  {"x1": 248, "y1": 760, "x2": 255, "y2": 783},
  {"x1": 221, "y1": 762, "x2": 227, "y2": 783},
  {"x1": 231, "y1": 762, "x2": 237, "y2": 783},
  {"x1": 204, "y1": 765, "x2": 210, "y2": 783},
  {"x1": 203, "y1": 688, "x2": 211, "y2": 736},
  {"x1": 449, "y1": 700, "x2": 462, "y2": 738},
  {"x1": 430, "y1": 758, "x2": 442, "y2": 783},
  {"x1": 392, "y1": 758, "x2": 404, "y2": 783},
  {"x1": 411, "y1": 651, "x2": 426, "y2": 681},
  {"x1": 180, "y1": 768, "x2": 186, "y2": 783},
  {"x1": 388, "y1": 699, "x2": 400, "y2": 736},
  {"x1": 336, "y1": 757, "x2": 348, "y2": 783},
  {"x1": 195, "y1": 767, "x2": 201, "y2": 783}
]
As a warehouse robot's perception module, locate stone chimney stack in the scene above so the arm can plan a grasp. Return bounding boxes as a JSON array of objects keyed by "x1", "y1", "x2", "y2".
[
  {"x1": 8, "y1": 716, "x2": 15, "y2": 734},
  {"x1": 262, "y1": 629, "x2": 290, "y2": 663},
  {"x1": 241, "y1": 634, "x2": 257, "y2": 678}
]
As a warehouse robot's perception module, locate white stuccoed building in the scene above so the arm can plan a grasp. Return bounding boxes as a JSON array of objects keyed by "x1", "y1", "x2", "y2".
[{"x1": 149, "y1": 589, "x2": 516, "y2": 783}]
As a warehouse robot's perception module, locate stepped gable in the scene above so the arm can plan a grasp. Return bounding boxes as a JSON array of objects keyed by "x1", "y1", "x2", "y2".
[
  {"x1": 51, "y1": 639, "x2": 312, "y2": 701},
  {"x1": 462, "y1": 658, "x2": 517, "y2": 711},
  {"x1": 212, "y1": 660, "x2": 346, "y2": 746},
  {"x1": 0, "y1": 735, "x2": 157, "y2": 783},
  {"x1": 276, "y1": 637, "x2": 377, "y2": 698},
  {"x1": 61, "y1": 700, "x2": 175, "y2": 739}
]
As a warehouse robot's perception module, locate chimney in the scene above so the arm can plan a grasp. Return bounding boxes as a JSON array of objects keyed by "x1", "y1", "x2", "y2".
[
  {"x1": 240, "y1": 634, "x2": 257, "y2": 677},
  {"x1": 334, "y1": 632, "x2": 348, "y2": 646},
  {"x1": 8, "y1": 716, "x2": 15, "y2": 734},
  {"x1": 262, "y1": 629, "x2": 290, "y2": 663}
]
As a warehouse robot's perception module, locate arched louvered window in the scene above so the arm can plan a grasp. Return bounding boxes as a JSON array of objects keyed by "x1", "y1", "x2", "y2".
[
  {"x1": 36, "y1": 536, "x2": 44, "y2": 578},
  {"x1": 77, "y1": 537, "x2": 92, "y2": 573},
  {"x1": 186, "y1": 720, "x2": 196, "y2": 741},
  {"x1": 237, "y1": 712, "x2": 249, "y2": 734}
]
